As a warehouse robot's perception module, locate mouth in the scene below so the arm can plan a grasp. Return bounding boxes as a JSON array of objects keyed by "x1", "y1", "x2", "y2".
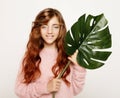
[{"x1": 46, "y1": 35, "x2": 54, "y2": 39}]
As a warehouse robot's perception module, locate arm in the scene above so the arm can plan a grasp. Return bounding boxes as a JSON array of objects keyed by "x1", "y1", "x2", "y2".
[
  {"x1": 15, "y1": 65, "x2": 50, "y2": 98},
  {"x1": 70, "y1": 64, "x2": 86, "y2": 96},
  {"x1": 68, "y1": 50, "x2": 86, "y2": 95}
]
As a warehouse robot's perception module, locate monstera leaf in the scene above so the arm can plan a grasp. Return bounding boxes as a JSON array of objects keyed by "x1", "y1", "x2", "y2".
[
  {"x1": 64, "y1": 14, "x2": 112, "y2": 69},
  {"x1": 53, "y1": 14, "x2": 112, "y2": 98}
]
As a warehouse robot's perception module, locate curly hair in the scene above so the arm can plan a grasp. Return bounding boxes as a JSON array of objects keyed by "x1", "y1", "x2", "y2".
[{"x1": 22, "y1": 8, "x2": 70, "y2": 86}]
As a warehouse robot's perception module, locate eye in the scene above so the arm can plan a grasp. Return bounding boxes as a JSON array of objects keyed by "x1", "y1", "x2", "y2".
[
  {"x1": 53, "y1": 25, "x2": 60, "y2": 29},
  {"x1": 41, "y1": 25, "x2": 48, "y2": 29},
  {"x1": 54, "y1": 26, "x2": 59, "y2": 28}
]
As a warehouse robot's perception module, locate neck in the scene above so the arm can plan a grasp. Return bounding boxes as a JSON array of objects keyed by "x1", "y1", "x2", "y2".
[{"x1": 44, "y1": 43, "x2": 57, "y2": 50}]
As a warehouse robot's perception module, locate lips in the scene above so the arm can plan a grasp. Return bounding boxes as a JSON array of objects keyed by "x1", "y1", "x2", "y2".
[{"x1": 46, "y1": 35, "x2": 54, "y2": 39}]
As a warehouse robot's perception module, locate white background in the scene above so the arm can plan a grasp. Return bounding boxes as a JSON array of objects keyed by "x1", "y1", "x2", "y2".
[{"x1": 0, "y1": 0, "x2": 120, "y2": 98}]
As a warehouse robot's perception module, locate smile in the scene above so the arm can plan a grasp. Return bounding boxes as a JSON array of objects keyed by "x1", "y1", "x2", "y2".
[{"x1": 46, "y1": 35, "x2": 54, "y2": 39}]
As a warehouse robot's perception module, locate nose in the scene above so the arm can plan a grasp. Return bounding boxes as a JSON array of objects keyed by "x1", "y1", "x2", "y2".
[{"x1": 48, "y1": 26, "x2": 52, "y2": 34}]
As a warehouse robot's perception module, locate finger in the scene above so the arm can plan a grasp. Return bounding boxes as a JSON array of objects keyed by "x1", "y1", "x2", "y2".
[
  {"x1": 55, "y1": 79, "x2": 61, "y2": 83},
  {"x1": 56, "y1": 82, "x2": 61, "y2": 87},
  {"x1": 68, "y1": 56, "x2": 72, "y2": 61},
  {"x1": 55, "y1": 80, "x2": 61, "y2": 90},
  {"x1": 53, "y1": 79, "x2": 61, "y2": 87},
  {"x1": 75, "y1": 49, "x2": 78, "y2": 53},
  {"x1": 55, "y1": 85, "x2": 60, "y2": 91},
  {"x1": 73, "y1": 50, "x2": 78, "y2": 57}
]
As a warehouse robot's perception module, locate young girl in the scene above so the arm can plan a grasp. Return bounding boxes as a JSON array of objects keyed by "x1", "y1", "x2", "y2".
[{"x1": 15, "y1": 8, "x2": 86, "y2": 98}]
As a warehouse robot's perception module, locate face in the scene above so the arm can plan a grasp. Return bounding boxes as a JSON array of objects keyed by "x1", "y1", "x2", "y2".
[{"x1": 40, "y1": 16, "x2": 60, "y2": 47}]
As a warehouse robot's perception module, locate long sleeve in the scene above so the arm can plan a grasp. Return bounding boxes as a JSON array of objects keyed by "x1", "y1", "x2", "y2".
[
  {"x1": 15, "y1": 48, "x2": 86, "y2": 98},
  {"x1": 15, "y1": 66, "x2": 50, "y2": 98},
  {"x1": 70, "y1": 63, "x2": 86, "y2": 96},
  {"x1": 15, "y1": 48, "x2": 57, "y2": 98}
]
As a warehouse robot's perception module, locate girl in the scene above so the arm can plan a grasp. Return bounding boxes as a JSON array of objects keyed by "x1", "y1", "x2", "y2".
[{"x1": 15, "y1": 8, "x2": 86, "y2": 98}]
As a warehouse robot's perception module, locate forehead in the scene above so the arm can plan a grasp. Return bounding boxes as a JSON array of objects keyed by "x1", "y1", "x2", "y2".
[{"x1": 47, "y1": 16, "x2": 59, "y2": 25}]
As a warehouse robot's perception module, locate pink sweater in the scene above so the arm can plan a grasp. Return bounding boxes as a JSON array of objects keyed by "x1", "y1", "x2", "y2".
[{"x1": 15, "y1": 48, "x2": 86, "y2": 98}]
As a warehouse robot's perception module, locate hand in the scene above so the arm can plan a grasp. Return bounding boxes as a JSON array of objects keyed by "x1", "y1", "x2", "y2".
[
  {"x1": 68, "y1": 50, "x2": 79, "y2": 66},
  {"x1": 47, "y1": 78, "x2": 61, "y2": 93}
]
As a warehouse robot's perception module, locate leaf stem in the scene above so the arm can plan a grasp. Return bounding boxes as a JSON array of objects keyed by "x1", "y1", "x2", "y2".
[
  {"x1": 52, "y1": 61, "x2": 71, "y2": 98},
  {"x1": 52, "y1": 92, "x2": 55, "y2": 98},
  {"x1": 57, "y1": 61, "x2": 71, "y2": 79}
]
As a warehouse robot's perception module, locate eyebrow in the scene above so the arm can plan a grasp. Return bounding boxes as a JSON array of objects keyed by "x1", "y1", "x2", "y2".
[
  {"x1": 41, "y1": 24, "x2": 60, "y2": 26},
  {"x1": 53, "y1": 24, "x2": 60, "y2": 25},
  {"x1": 52, "y1": 24, "x2": 60, "y2": 26}
]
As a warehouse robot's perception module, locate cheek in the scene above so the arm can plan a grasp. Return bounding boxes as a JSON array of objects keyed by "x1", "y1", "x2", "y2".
[
  {"x1": 40, "y1": 29, "x2": 47, "y2": 36},
  {"x1": 41, "y1": 29, "x2": 46, "y2": 34},
  {"x1": 55, "y1": 31, "x2": 60, "y2": 38},
  {"x1": 40, "y1": 32, "x2": 45, "y2": 40}
]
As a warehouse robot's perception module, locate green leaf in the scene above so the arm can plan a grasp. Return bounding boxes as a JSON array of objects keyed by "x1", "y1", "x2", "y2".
[{"x1": 64, "y1": 14, "x2": 112, "y2": 69}]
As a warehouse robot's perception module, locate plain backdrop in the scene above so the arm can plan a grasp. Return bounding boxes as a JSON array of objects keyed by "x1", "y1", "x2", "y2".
[{"x1": 0, "y1": 0, "x2": 120, "y2": 98}]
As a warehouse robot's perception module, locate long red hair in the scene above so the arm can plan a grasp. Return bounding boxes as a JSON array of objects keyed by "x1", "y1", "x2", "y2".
[{"x1": 22, "y1": 8, "x2": 70, "y2": 85}]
